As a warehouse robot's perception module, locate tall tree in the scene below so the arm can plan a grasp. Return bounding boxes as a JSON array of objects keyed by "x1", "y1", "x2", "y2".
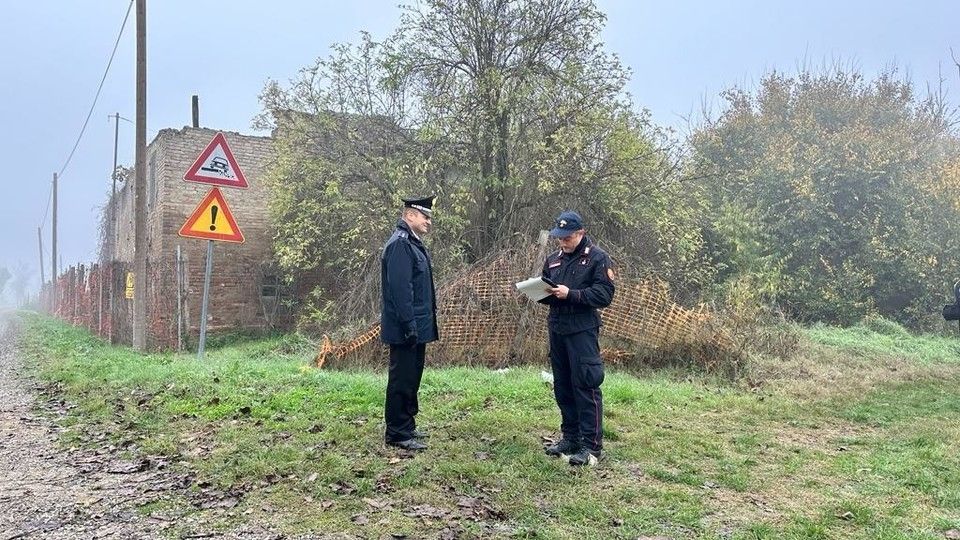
[
  {"x1": 394, "y1": 0, "x2": 618, "y2": 256},
  {"x1": 259, "y1": 0, "x2": 708, "y2": 327}
]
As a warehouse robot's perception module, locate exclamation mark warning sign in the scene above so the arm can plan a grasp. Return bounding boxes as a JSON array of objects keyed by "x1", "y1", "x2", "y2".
[{"x1": 178, "y1": 187, "x2": 244, "y2": 243}]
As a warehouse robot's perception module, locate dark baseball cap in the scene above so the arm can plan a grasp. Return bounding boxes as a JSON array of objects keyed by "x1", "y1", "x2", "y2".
[{"x1": 549, "y1": 210, "x2": 584, "y2": 238}]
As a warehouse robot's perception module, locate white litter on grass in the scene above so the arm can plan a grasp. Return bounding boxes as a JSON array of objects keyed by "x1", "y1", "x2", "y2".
[
  {"x1": 494, "y1": 367, "x2": 511, "y2": 374},
  {"x1": 540, "y1": 370, "x2": 554, "y2": 384}
]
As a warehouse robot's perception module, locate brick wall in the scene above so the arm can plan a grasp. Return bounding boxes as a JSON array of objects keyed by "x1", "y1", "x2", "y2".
[
  {"x1": 40, "y1": 262, "x2": 127, "y2": 344},
  {"x1": 105, "y1": 127, "x2": 283, "y2": 350}
]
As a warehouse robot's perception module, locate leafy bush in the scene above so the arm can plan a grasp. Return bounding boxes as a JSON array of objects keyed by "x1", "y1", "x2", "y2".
[{"x1": 690, "y1": 67, "x2": 960, "y2": 330}]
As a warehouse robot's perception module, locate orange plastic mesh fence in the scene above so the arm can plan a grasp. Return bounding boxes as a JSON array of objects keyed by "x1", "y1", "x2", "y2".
[{"x1": 316, "y1": 242, "x2": 728, "y2": 368}]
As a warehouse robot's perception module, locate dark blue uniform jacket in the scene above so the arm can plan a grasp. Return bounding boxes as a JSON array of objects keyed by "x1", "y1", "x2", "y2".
[
  {"x1": 381, "y1": 219, "x2": 439, "y2": 345},
  {"x1": 539, "y1": 236, "x2": 615, "y2": 335}
]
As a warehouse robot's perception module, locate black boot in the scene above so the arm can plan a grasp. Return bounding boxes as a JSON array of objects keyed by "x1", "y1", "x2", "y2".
[
  {"x1": 544, "y1": 438, "x2": 580, "y2": 457},
  {"x1": 387, "y1": 439, "x2": 427, "y2": 451},
  {"x1": 568, "y1": 448, "x2": 601, "y2": 466}
]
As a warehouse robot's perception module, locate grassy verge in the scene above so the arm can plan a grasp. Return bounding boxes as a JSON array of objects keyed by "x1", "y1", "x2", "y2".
[{"x1": 14, "y1": 312, "x2": 960, "y2": 539}]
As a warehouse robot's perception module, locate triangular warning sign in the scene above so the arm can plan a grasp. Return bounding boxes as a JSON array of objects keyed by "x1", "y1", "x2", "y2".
[
  {"x1": 183, "y1": 132, "x2": 249, "y2": 188},
  {"x1": 178, "y1": 188, "x2": 245, "y2": 243}
]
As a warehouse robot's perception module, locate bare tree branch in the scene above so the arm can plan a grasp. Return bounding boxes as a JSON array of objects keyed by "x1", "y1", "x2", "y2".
[{"x1": 951, "y1": 47, "x2": 960, "y2": 81}]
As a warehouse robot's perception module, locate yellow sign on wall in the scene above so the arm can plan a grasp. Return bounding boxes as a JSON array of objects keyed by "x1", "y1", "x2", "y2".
[{"x1": 125, "y1": 272, "x2": 135, "y2": 299}]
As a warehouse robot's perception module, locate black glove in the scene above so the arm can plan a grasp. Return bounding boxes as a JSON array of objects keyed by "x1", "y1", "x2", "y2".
[{"x1": 403, "y1": 330, "x2": 419, "y2": 347}]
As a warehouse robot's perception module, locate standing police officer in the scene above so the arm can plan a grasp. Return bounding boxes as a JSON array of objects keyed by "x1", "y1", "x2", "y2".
[
  {"x1": 381, "y1": 195, "x2": 439, "y2": 451},
  {"x1": 539, "y1": 211, "x2": 615, "y2": 466}
]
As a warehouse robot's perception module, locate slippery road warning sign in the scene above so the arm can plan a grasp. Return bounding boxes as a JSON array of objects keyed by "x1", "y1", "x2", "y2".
[
  {"x1": 178, "y1": 188, "x2": 245, "y2": 243},
  {"x1": 183, "y1": 132, "x2": 249, "y2": 188}
]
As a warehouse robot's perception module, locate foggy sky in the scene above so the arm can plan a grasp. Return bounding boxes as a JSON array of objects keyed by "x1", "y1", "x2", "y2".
[{"x1": 0, "y1": 0, "x2": 956, "y2": 304}]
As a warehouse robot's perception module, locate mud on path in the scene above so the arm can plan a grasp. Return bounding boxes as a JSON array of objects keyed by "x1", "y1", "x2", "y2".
[{"x1": 0, "y1": 313, "x2": 315, "y2": 540}]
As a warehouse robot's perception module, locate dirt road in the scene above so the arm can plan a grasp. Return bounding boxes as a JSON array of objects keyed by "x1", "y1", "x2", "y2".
[{"x1": 0, "y1": 312, "x2": 302, "y2": 540}]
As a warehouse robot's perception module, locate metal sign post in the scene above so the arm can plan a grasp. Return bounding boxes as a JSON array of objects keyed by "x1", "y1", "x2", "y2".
[
  {"x1": 179, "y1": 188, "x2": 244, "y2": 359},
  {"x1": 179, "y1": 132, "x2": 248, "y2": 359},
  {"x1": 197, "y1": 239, "x2": 214, "y2": 359}
]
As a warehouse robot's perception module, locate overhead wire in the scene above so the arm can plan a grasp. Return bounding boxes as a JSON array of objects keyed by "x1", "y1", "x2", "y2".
[
  {"x1": 38, "y1": 184, "x2": 52, "y2": 231},
  {"x1": 56, "y1": 0, "x2": 134, "y2": 178},
  {"x1": 39, "y1": 0, "x2": 134, "y2": 234}
]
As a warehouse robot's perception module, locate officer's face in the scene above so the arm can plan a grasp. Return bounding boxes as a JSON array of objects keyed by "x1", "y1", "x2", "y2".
[
  {"x1": 557, "y1": 230, "x2": 584, "y2": 253},
  {"x1": 406, "y1": 209, "x2": 432, "y2": 235}
]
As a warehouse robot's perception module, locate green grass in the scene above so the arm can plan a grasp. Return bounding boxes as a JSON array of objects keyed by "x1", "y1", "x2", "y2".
[
  {"x1": 14, "y1": 312, "x2": 960, "y2": 539},
  {"x1": 805, "y1": 319, "x2": 960, "y2": 364}
]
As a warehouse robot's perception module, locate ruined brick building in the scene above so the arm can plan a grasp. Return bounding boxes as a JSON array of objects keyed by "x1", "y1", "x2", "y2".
[
  {"x1": 58, "y1": 112, "x2": 427, "y2": 350},
  {"x1": 103, "y1": 127, "x2": 284, "y2": 349}
]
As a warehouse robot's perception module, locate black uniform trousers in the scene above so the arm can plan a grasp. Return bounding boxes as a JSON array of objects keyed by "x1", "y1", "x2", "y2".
[
  {"x1": 549, "y1": 327, "x2": 604, "y2": 451},
  {"x1": 385, "y1": 343, "x2": 426, "y2": 443}
]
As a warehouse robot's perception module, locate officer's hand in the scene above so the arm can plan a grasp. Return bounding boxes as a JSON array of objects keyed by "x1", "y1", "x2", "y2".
[
  {"x1": 404, "y1": 331, "x2": 419, "y2": 347},
  {"x1": 550, "y1": 285, "x2": 570, "y2": 299}
]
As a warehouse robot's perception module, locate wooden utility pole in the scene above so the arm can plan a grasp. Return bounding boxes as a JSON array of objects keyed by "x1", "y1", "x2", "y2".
[
  {"x1": 100, "y1": 115, "x2": 121, "y2": 337},
  {"x1": 51, "y1": 173, "x2": 58, "y2": 310},
  {"x1": 133, "y1": 0, "x2": 147, "y2": 350},
  {"x1": 37, "y1": 227, "x2": 45, "y2": 286},
  {"x1": 107, "y1": 113, "x2": 123, "y2": 343},
  {"x1": 111, "y1": 113, "x2": 120, "y2": 229}
]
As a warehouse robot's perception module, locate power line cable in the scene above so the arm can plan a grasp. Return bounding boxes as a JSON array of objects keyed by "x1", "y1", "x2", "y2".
[
  {"x1": 56, "y1": 0, "x2": 134, "y2": 179},
  {"x1": 40, "y1": 0, "x2": 133, "y2": 235},
  {"x1": 38, "y1": 184, "x2": 52, "y2": 230}
]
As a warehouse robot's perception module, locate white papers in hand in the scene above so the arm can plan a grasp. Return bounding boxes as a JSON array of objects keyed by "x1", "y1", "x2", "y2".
[{"x1": 515, "y1": 276, "x2": 553, "y2": 301}]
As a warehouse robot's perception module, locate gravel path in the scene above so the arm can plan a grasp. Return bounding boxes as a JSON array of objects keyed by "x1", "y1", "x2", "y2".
[{"x1": 0, "y1": 312, "x2": 315, "y2": 540}]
